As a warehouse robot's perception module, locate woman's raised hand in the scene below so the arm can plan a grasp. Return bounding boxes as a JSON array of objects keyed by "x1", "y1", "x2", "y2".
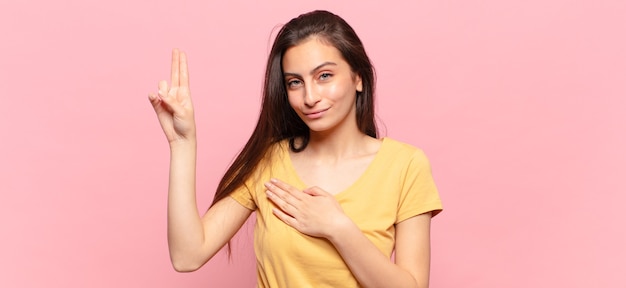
[{"x1": 149, "y1": 49, "x2": 196, "y2": 144}]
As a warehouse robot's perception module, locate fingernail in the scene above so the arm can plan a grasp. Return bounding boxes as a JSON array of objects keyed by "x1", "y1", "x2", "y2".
[{"x1": 270, "y1": 178, "x2": 278, "y2": 183}]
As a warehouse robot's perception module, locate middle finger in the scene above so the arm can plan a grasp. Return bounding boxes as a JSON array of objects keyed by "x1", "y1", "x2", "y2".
[{"x1": 265, "y1": 181, "x2": 300, "y2": 208}]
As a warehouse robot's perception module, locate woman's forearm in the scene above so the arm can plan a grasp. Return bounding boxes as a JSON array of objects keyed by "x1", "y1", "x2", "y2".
[
  {"x1": 329, "y1": 220, "x2": 419, "y2": 288},
  {"x1": 166, "y1": 140, "x2": 205, "y2": 271}
]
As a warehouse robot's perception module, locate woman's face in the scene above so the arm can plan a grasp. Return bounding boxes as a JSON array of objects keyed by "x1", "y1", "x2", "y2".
[{"x1": 282, "y1": 36, "x2": 362, "y2": 134}]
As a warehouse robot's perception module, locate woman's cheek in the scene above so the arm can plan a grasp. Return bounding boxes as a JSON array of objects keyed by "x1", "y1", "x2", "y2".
[
  {"x1": 287, "y1": 90, "x2": 302, "y2": 108},
  {"x1": 321, "y1": 83, "x2": 339, "y2": 101}
]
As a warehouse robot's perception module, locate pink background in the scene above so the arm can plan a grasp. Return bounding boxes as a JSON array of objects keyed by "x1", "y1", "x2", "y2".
[{"x1": 1, "y1": 0, "x2": 624, "y2": 287}]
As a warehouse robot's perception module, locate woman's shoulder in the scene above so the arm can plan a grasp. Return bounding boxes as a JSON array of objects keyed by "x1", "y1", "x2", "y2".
[
  {"x1": 381, "y1": 137, "x2": 426, "y2": 156},
  {"x1": 378, "y1": 137, "x2": 433, "y2": 170}
]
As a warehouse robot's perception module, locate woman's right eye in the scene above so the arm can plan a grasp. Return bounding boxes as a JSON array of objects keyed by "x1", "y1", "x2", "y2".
[{"x1": 287, "y1": 79, "x2": 303, "y2": 88}]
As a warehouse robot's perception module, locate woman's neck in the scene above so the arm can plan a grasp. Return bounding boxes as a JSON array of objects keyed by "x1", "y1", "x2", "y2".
[{"x1": 305, "y1": 128, "x2": 377, "y2": 161}]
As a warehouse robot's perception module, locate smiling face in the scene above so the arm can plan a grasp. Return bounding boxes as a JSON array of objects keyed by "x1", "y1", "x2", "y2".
[{"x1": 282, "y1": 36, "x2": 363, "y2": 135}]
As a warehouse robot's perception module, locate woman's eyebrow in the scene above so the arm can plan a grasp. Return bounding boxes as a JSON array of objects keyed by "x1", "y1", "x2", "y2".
[{"x1": 284, "y1": 62, "x2": 337, "y2": 78}]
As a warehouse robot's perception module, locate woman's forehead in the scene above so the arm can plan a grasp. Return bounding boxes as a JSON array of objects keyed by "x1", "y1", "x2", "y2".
[{"x1": 282, "y1": 37, "x2": 346, "y2": 73}]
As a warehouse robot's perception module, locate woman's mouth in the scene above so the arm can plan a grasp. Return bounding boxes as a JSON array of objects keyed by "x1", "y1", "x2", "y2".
[{"x1": 304, "y1": 108, "x2": 330, "y2": 119}]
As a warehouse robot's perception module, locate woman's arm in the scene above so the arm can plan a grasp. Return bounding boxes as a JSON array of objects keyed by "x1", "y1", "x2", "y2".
[
  {"x1": 265, "y1": 180, "x2": 432, "y2": 288},
  {"x1": 329, "y1": 213, "x2": 432, "y2": 288},
  {"x1": 149, "y1": 49, "x2": 252, "y2": 272},
  {"x1": 167, "y1": 142, "x2": 252, "y2": 272},
  {"x1": 394, "y1": 213, "x2": 433, "y2": 287}
]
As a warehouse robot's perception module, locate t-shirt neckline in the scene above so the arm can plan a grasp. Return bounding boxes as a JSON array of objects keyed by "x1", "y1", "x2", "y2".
[{"x1": 283, "y1": 137, "x2": 389, "y2": 198}]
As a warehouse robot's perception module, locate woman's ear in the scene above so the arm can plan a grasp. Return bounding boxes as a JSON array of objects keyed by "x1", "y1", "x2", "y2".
[{"x1": 356, "y1": 74, "x2": 363, "y2": 92}]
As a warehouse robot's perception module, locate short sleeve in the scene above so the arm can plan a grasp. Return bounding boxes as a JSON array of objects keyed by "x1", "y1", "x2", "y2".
[
  {"x1": 226, "y1": 143, "x2": 285, "y2": 211},
  {"x1": 229, "y1": 184, "x2": 257, "y2": 210},
  {"x1": 396, "y1": 150, "x2": 443, "y2": 223}
]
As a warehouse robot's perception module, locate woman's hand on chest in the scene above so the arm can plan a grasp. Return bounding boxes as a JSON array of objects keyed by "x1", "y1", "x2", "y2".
[{"x1": 264, "y1": 178, "x2": 352, "y2": 239}]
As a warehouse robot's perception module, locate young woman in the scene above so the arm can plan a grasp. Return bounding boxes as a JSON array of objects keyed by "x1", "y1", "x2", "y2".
[{"x1": 148, "y1": 10, "x2": 442, "y2": 288}]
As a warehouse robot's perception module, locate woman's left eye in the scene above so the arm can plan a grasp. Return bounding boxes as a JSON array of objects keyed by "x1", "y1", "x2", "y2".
[{"x1": 319, "y1": 73, "x2": 332, "y2": 80}]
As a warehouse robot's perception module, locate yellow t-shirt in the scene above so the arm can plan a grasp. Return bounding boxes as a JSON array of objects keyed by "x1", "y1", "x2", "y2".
[{"x1": 230, "y1": 137, "x2": 442, "y2": 287}]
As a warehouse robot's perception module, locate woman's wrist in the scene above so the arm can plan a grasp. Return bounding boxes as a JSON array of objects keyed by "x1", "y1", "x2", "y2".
[
  {"x1": 326, "y1": 215, "x2": 358, "y2": 244},
  {"x1": 169, "y1": 137, "x2": 197, "y2": 151}
]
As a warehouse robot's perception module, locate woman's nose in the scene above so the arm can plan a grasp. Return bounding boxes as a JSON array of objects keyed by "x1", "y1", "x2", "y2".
[{"x1": 304, "y1": 85, "x2": 321, "y2": 107}]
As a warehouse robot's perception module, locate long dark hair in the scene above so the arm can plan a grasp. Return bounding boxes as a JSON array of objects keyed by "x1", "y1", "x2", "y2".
[{"x1": 211, "y1": 10, "x2": 377, "y2": 207}]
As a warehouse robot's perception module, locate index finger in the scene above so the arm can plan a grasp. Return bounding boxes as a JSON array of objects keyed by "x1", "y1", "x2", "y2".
[
  {"x1": 170, "y1": 48, "x2": 180, "y2": 87},
  {"x1": 179, "y1": 51, "x2": 189, "y2": 88},
  {"x1": 268, "y1": 178, "x2": 304, "y2": 200}
]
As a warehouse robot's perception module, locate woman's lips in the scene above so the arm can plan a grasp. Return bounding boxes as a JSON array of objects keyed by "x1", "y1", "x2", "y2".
[{"x1": 304, "y1": 107, "x2": 329, "y2": 119}]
